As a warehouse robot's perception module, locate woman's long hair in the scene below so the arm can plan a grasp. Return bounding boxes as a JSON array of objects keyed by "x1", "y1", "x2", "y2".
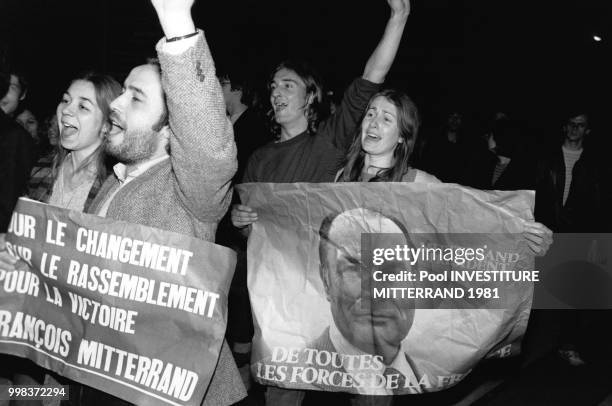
[
  {"x1": 52, "y1": 71, "x2": 121, "y2": 186},
  {"x1": 339, "y1": 89, "x2": 420, "y2": 182}
]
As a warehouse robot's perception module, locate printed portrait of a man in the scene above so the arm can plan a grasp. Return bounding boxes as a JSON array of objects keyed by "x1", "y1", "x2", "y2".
[{"x1": 312, "y1": 207, "x2": 426, "y2": 395}]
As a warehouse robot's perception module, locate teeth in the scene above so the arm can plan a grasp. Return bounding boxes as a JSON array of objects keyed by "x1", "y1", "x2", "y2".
[{"x1": 109, "y1": 123, "x2": 124, "y2": 136}]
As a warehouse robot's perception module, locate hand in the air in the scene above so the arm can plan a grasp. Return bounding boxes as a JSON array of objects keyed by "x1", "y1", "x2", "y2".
[{"x1": 387, "y1": 0, "x2": 410, "y2": 18}]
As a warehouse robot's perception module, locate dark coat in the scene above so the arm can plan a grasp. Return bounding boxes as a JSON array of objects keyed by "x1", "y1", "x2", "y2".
[
  {"x1": 0, "y1": 111, "x2": 34, "y2": 231},
  {"x1": 534, "y1": 146, "x2": 603, "y2": 232},
  {"x1": 462, "y1": 147, "x2": 536, "y2": 191}
]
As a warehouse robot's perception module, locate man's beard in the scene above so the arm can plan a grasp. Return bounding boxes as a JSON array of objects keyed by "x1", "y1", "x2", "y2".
[{"x1": 105, "y1": 127, "x2": 160, "y2": 165}]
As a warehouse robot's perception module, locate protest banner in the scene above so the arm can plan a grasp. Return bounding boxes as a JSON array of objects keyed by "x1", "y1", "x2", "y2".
[
  {"x1": 1, "y1": 198, "x2": 236, "y2": 406},
  {"x1": 237, "y1": 182, "x2": 535, "y2": 395}
]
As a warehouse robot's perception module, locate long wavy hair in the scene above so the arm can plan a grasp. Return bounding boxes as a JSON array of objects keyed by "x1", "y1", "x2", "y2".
[
  {"x1": 52, "y1": 71, "x2": 121, "y2": 187},
  {"x1": 339, "y1": 89, "x2": 420, "y2": 182},
  {"x1": 268, "y1": 60, "x2": 323, "y2": 140}
]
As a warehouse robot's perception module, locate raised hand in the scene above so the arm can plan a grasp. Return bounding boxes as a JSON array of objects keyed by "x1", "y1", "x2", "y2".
[
  {"x1": 150, "y1": 0, "x2": 196, "y2": 39},
  {"x1": 150, "y1": 0, "x2": 195, "y2": 18},
  {"x1": 387, "y1": 0, "x2": 410, "y2": 18}
]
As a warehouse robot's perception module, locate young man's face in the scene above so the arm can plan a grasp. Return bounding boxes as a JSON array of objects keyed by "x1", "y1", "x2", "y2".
[
  {"x1": 564, "y1": 114, "x2": 589, "y2": 143},
  {"x1": 269, "y1": 68, "x2": 310, "y2": 129},
  {"x1": 0, "y1": 75, "x2": 25, "y2": 116},
  {"x1": 106, "y1": 64, "x2": 166, "y2": 164}
]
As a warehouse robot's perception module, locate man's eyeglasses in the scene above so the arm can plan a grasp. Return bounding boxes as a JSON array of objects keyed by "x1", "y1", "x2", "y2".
[{"x1": 567, "y1": 122, "x2": 587, "y2": 129}]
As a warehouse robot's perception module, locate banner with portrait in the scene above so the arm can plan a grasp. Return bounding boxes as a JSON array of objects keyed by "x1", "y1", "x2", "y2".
[
  {"x1": 1, "y1": 198, "x2": 236, "y2": 406},
  {"x1": 237, "y1": 182, "x2": 535, "y2": 395}
]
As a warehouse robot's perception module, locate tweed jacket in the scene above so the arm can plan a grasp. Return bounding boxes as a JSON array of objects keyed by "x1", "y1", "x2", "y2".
[
  {"x1": 88, "y1": 34, "x2": 236, "y2": 241},
  {"x1": 306, "y1": 327, "x2": 424, "y2": 394},
  {"x1": 87, "y1": 32, "x2": 244, "y2": 406}
]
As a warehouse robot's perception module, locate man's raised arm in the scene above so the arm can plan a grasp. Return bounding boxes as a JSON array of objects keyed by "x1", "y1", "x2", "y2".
[{"x1": 152, "y1": 0, "x2": 237, "y2": 222}]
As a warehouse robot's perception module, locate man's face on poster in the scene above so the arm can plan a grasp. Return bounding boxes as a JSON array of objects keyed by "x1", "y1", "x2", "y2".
[{"x1": 320, "y1": 209, "x2": 415, "y2": 357}]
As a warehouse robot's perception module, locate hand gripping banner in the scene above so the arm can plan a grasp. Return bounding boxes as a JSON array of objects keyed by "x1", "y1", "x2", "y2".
[
  {"x1": 237, "y1": 182, "x2": 536, "y2": 395},
  {"x1": 1, "y1": 198, "x2": 236, "y2": 406}
]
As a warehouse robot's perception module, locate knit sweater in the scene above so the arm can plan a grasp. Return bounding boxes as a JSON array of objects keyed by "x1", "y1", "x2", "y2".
[
  {"x1": 87, "y1": 32, "x2": 244, "y2": 406},
  {"x1": 242, "y1": 78, "x2": 380, "y2": 183}
]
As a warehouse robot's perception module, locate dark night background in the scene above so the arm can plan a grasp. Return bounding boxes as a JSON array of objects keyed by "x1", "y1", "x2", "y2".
[{"x1": 1, "y1": 0, "x2": 611, "y2": 146}]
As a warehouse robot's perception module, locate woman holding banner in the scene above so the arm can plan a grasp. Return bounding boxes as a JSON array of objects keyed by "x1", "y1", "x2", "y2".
[
  {"x1": 1, "y1": 71, "x2": 120, "y2": 397},
  {"x1": 327, "y1": 90, "x2": 553, "y2": 404},
  {"x1": 337, "y1": 89, "x2": 553, "y2": 255}
]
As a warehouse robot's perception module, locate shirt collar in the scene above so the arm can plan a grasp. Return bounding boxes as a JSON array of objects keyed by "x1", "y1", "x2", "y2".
[
  {"x1": 329, "y1": 321, "x2": 420, "y2": 392},
  {"x1": 113, "y1": 155, "x2": 170, "y2": 183}
]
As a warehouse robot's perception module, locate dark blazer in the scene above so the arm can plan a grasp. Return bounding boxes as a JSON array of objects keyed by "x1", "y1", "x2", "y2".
[
  {"x1": 0, "y1": 111, "x2": 34, "y2": 231},
  {"x1": 534, "y1": 146, "x2": 603, "y2": 232},
  {"x1": 462, "y1": 150, "x2": 536, "y2": 191},
  {"x1": 233, "y1": 107, "x2": 269, "y2": 182}
]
